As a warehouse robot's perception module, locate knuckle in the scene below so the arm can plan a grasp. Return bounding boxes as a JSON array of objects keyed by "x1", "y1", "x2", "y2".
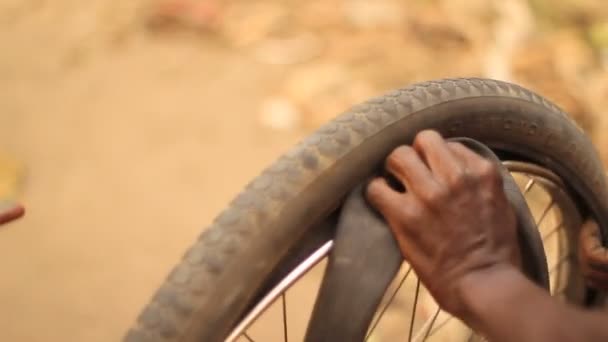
[
  {"x1": 401, "y1": 197, "x2": 421, "y2": 215},
  {"x1": 420, "y1": 185, "x2": 449, "y2": 205},
  {"x1": 386, "y1": 145, "x2": 414, "y2": 169},
  {"x1": 447, "y1": 169, "x2": 468, "y2": 190},
  {"x1": 396, "y1": 198, "x2": 424, "y2": 224},
  {"x1": 446, "y1": 141, "x2": 465, "y2": 150},
  {"x1": 476, "y1": 160, "x2": 500, "y2": 182}
]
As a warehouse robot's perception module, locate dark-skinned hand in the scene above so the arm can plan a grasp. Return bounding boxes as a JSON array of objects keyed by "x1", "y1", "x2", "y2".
[
  {"x1": 578, "y1": 220, "x2": 608, "y2": 290},
  {"x1": 366, "y1": 130, "x2": 520, "y2": 318}
]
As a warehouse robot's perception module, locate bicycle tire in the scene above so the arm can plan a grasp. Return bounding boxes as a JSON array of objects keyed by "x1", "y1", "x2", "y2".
[{"x1": 125, "y1": 78, "x2": 608, "y2": 342}]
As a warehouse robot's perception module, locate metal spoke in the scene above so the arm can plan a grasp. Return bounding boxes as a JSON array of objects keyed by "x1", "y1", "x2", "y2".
[
  {"x1": 243, "y1": 332, "x2": 255, "y2": 342},
  {"x1": 281, "y1": 293, "x2": 288, "y2": 342},
  {"x1": 536, "y1": 199, "x2": 555, "y2": 227},
  {"x1": 365, "y1": 266, "x2": 413, "y2": 340},
  {"x1": 427, "y1": 316, "x2": 454, "y2": 337},
  {"x1": 523, "y1": 177, "x2": 535, "y2": 194},
  {"x1": 542, "y1": 222, "x2": 563, "y2": 240},
  {"x1": 408, "y1": 279, "x2": 421, "y2": 342},
  {"x1": 421, "y1": 306, "x2": 440, "y2": 341},
  {"x1": 226, "y1": 241, "x2": 333, "y2": 341},
  {"x1": 550, "y1": 221, "x2": 569, "y2": 294},
  {"x1": 549, "y1": 254, "x2": 571, "y2": 275}
]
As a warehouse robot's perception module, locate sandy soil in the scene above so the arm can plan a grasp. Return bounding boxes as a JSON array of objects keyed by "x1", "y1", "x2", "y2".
[{"x1": 0, "y1": 7, "x2": 310, "y2": 339}]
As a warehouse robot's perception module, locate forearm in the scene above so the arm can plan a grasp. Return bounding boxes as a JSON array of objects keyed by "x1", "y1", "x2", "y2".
[{"x1": 458, "y1": 265, "x2": 608, "y2": 342}]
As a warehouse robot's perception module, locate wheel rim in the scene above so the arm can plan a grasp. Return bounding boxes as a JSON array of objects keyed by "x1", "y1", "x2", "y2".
[{"x1": 226, "y1": 161, "x2": 586, "y2": 342}]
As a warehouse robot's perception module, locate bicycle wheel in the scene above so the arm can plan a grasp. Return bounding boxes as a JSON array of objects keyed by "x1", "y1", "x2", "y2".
[
  {"x1": 226, "y1": 161, "x2": 586, "y2": 342},
  {"x1": 125, "y1": 78, "x2": 608, "y2": 342}
]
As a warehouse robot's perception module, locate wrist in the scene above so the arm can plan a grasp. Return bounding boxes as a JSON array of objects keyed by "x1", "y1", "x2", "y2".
[
  {"x1": 455, "y1": 264, "x2": 522, "y2": 327},
  {"x1": 456, "y1": 265, "x2": 591, "y2": 342}
]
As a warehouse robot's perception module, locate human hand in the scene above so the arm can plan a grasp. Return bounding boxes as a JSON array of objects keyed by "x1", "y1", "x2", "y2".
[
  {"x1": 366, "y1": 130, "x2": 520, "y2": 318},
  {"x1": 578, "y1": 220, "x2": 608, "y2": 290}
]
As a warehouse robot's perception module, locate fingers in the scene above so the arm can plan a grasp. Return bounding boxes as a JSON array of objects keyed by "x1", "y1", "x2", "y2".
[
  {"x1": 366, "y1": 178, "x2": 401, "y2": 211},
  {"x1": 579, "y1": 220, "x2": 603, "y2": 253},
  {"x1": 366, "y1": 177, "x2": 426, "y2": 260},
  {"x1": 578, "y1": 220, "x2": 608, "y2": 290},
  {"x1": 366, "y1": 177, "x2": 422, "y2": 227},
  {"x1": 412, "y1": 130, "x2": 464, "y2": 184},
  {"x1": 382, "y1": 131, "x2": 501, "y2": 208},
  {"x1": 581, "y1": 265, "x2": 608, "y2": 290},
  {"x1": 447, "y1": 142, "x2": 482, "y2": 167},
  {"x1": 0, "y1": 201, "x2": 25, "y2": 226},
  {"x1": 579, "y1": 220, "x2": 608, "y2": 269},
  {"x1": 385, "y1": 145, "x2": 436, "y2": 194}
]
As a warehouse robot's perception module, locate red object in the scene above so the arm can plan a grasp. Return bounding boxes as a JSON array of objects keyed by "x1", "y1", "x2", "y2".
[{"x1": 0, "y1": 202, "x2": 25, "y2": 225}]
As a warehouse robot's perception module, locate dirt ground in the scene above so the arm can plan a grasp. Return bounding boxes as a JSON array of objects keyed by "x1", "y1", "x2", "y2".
[
  {"x1": 0, "y1": 13, "x2": 306, "y2": 342},
  {"x1": 1, "y1": 0, "x2": 607, "y2": 341}
]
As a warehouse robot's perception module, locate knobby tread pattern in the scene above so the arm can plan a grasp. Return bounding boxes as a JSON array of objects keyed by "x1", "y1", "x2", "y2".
[{"x1": 125, "y1": 78, "x2": 604, "y2": 342}]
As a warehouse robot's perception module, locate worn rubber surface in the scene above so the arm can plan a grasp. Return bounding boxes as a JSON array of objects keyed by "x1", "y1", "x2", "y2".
[{"x1": 125, "y1": 78, "x2": 608, "y2": 342}]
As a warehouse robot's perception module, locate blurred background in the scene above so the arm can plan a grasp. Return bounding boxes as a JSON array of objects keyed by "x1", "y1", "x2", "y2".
[{"x1": 1, "y1": 0, "x2": 608, "y2": 341}]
